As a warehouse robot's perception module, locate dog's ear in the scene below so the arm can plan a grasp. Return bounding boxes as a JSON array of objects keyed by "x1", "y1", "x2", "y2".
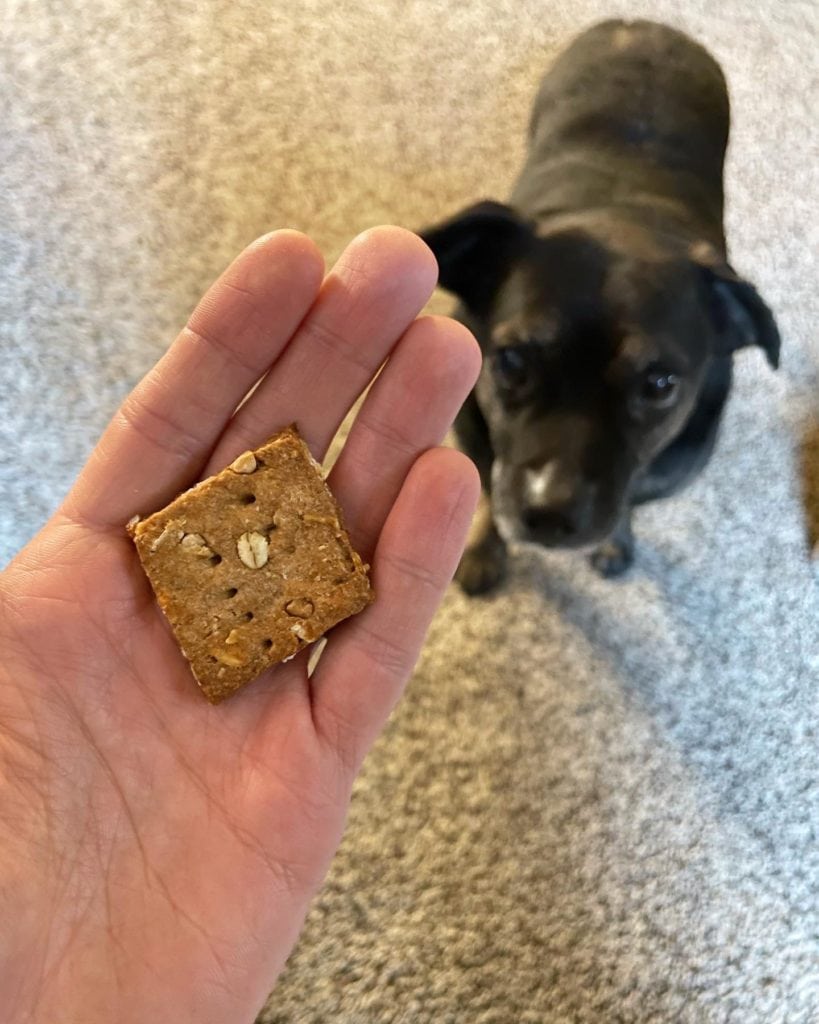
[
  {"x1": 690, "y1": 241, "x2": 781, "y2": 369},
  {"x1": 419, "y1": 200, "x2": 533, "y2": 312}
]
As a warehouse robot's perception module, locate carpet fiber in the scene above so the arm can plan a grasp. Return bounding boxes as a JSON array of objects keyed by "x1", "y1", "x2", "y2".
[{"x1": 2, "y1": 1, "x2": 817, "y2": 1021}]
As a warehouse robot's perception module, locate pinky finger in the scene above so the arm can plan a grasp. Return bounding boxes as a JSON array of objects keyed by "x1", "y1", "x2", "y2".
[{"x1": 305, "y1": 447, "x2": 480, "y2": 776}]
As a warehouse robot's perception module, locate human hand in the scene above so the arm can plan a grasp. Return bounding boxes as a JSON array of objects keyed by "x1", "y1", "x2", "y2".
[{"x1": 0, "y1": 228, "x2": 480, "y2": 1023}]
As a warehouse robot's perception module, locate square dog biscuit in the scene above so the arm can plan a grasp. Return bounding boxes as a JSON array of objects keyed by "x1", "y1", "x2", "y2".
[{"x1": 128, "y1": 426, "x2": 374, "y2": 703}]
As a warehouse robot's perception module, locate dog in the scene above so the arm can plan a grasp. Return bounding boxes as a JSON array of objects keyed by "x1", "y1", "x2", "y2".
[{"x1": 420, "y1": 19, "x2": 780, "y2": 594}]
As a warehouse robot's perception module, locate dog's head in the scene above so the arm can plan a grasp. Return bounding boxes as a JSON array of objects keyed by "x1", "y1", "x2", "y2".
[{"x1": 421, "y1": 201, "x2": 780, "y2": 548}]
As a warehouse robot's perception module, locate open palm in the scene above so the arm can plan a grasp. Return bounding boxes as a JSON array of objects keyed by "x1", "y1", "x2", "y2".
[{"x1": 0, "y1": 228, "x2": 480, "y2": 1024}]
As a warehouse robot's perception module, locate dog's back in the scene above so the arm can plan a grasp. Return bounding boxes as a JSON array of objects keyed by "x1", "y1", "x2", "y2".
[{"x1": 512, "y1": 20, "x2": 730, "y2": 246}]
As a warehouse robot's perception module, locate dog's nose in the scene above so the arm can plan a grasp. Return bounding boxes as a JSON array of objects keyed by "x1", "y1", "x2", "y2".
[
  {"x1": 521, "y1": 502, "x2": 588, "y2": 541},
  {"x1": 521, "y1": 465, "x2": 593, "y2": 543}
]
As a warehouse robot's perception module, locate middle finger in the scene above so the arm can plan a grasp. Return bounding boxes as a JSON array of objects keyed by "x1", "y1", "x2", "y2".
[{"x1": 204, "y1": 226, "x2": 437, "y2": 475}]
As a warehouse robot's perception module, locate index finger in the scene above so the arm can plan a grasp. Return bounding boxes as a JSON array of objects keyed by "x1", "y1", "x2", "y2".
[{"x1": 61, "y1": 230, "x2": 325, "y2": 530}]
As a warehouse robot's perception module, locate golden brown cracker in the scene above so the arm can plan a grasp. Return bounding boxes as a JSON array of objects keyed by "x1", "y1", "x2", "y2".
[{"x1": 128, "y1": 426, "x2": 373, "y2": 703}]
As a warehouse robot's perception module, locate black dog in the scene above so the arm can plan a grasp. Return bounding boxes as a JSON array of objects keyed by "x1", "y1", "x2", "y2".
[{"x1": 421, "y1": 19, "x2": 780, "y2": 594}]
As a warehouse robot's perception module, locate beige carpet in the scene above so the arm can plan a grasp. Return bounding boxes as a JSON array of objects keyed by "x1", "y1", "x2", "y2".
[{"x1": 2, "y1": 1, "x2": 818, "y2": 1021}]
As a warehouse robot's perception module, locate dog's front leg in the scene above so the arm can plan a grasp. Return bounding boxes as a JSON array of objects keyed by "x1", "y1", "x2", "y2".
[
  {"x1": 590, "y1": 510, "x2": 635, "y2": 578},
  {"x1": 451, "y1": 392, "x2": 508, "y2": 595},
  {"x1": 456, "y1": 491, "x2": 508, "y2": 594}
]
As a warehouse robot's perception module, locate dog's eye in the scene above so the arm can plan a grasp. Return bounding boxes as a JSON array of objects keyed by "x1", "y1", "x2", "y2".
[
  {"x1": 492, "y1": 345, "x2": 530, "y2": 394},
  {"x1": 641, "y1": 367, "x2": 680, "y2": 406}
]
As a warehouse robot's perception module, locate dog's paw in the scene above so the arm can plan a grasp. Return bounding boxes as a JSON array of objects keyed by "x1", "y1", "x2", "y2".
[
  {"x1": 456, "y1": 544, "x2": 508, "y2": 595},
  {"x1": 590, "y1": 539, "x2": 634, "y2": 578}
]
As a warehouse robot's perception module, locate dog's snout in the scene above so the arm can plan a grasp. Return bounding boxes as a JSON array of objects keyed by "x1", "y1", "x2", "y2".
[
  {"x1": 521, "y1": 504, "x2": 576, "y2": 539},
  {"x1": 521, "y1": 465, "x2": 594, "y2": 543},
  {"x1": 524, "y1": 464, "x2": 564, "y2": 507},
  {"x1": 521, "y1": 500, "x2": 593, "y2": 541}
]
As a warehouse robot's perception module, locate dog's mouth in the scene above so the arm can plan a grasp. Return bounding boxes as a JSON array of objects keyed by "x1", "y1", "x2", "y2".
[{"x1": 493, "y1": 508, "x2": 615, "y2": 551}]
